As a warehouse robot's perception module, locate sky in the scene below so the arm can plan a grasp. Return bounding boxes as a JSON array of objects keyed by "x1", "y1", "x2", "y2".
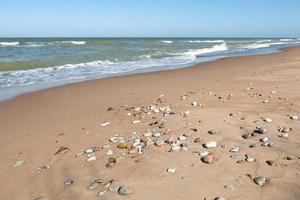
[{"x1": 0, "y1": 0, "x2": 300, "y2": 37}]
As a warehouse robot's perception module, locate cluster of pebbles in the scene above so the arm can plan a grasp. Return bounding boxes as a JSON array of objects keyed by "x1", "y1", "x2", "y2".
[{"x1": 24, "y1": 91, "x2": 299, "y2": 200}]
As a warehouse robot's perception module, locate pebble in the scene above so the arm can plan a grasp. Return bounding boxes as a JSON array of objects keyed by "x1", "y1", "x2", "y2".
[
  {"x1": 117, "y1": 186, "x2": 131, "y2": 195},
  {"x1": 87, "y1": 181, "x2": 98, "y2": 190},
  {"x1": 86, "y1": 155, "x2": 96, "y2": 162},
  {"x1": 215, "y1": 197, "x2": 226, "y2": 200},
  {"x1": 191, "y1": 101, "x2": 197, "y2": 106},
  {"x1": 229, "y1": 146, "x2": 240, "y2": 153},
  {"x1": 154, "y1": 140, "x2": 164, "y2": 147},
  {"x1": 36, "y1": 165, "x2": 50, "y2": 173},
  {"x1": 290, "y1": 115, "x2": 298, "y2": 120},
  {"x1": 101, "y1": 121, "x2": 111, "y2": 127},
  {"x1": 208, "y1": 130, "x2": 217, "y2": 135},
  {"x1": 254, "y1": 127, "x2": 266, "y2": 134},
  {"x1": 263, "y1": 118, "x2": 272, "y2": 123},
  {"x1": 203, "y1": 141, "x2": 217, "y2": 148},
  {"x1": 253, "y1": 176, "x2": 269, "y2": 186},
  {"x1": 245, "y1": 154, "x2": 255, "y2": 162},
  {"x1": 201, "y1": 152, "x2": 216, "y2": 164},
  {"x1": 106, "y1": 149, "x2": 113, "y2": 155},
  {"x1": 64, "y1": 178, "x2": 74, "y2": 185},
  {"x1": 198, "y1": 151, "x2": 209, "y2": 158},
  {"x1": 278, "y1": 127, "x2": 289, "y2": 133},
  {"x1": 279, "y1": 133, "x2": 289, "y2": 138},
  {"x1": 260, "y1": 137, "x2": 268, "y2": 142},
  {"x1": 178, "y1": 135, "x2": 187, "y2": 141},
  {"x1": 194, "y1": 138, "x2": 203, "y2": 143},
  {"x1": 166, "y1": 167, "x2": 176, "y2": 173},
  {"x1": 242, "y1": 133, "x2": 251, "y2": 139},
  {"x1": 266, "y1": 160, "x2": 277, "y2": 166},
  {"x1": 13, "y1": 160, "x2": 24, "y2": 168}
]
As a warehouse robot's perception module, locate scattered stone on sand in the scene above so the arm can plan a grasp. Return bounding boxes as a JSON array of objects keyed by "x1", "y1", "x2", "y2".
[
  {"x1": 178, "y1": 135, "x2": 187, "y2": 141},
  {"x1": 245, "y1": 154, "x2": 255, "y2": 162},
  {"x1": 166, "y1": 167, "x2": 176, "y2": 173},
  {"x1": 13, "y1": 160, "x2": 24, "y2": 168},
  {"x1": 107, "y1": 107, "x2": 114, "y2": 111},
  {"x1": 262, "y1": 99, "x2": 269, "y2": 103},
  {"x1": 278, "y1": 127, "x2": 290, "y2": 133},
  {"x1": 266, "y1": 160, "x2": 277, "y2": 166},
  {"x1": 201, "y1": 152, "x2": 216, "y2": 164},
  {"x1": 194, "y1": 138, "x2": 203, "y2": 143},
  {"x1": 64, "y1": 178, "x2": 74, "y2": 185},
  {"x1": 208, "y1": 130, "x2": 217, "y2": 135},
  {"x1": 36, "y1": 165, "x2": 50, "y2": 173},
  {"x1": 154, "y1": 140, "x2": 164, "y2": 147},
  {"x1": 54, "y1": 146, "x2": 70, "y2": 155},
  {"x1": 263, "y1": 117, "x2": 272, "y2": 123},
  {"x1": 215, "y1": 197, "x2": 226, "y2": 200},
  {"x1": 117, "y1": 142, "x2": 130, "y2": 149},
  {"x1": 101, "y1": 121, "x2": 111, "y2": 127},
  {"x1": 104, "y1": 180, "x2": 114, "y2": 191},
  {"x1": 106, "y1": 149, "x2": 113, "y2": 155},
  {"x1": 203, "y1": 141, "x2": 217, "y2": 148},
  {"x1": 132, "y1": 120, "x2": 141, "y2": 124},
  {"x1": 117, "y1": 186, "x2": 131, "y2": 195},
  {"x1": 191, "y1": 101, "x2": 198, "y2": 106},
  {"x1": 260, "y1": 137, "x2": 269, "y2": 142},
  {"x1": 229, "y1": 146, "x2": 240, "y2": 153},
  {"x1": 253, "y1": 176, "x2": 269, "y2": 186},
  {"x1": 242, "y1": 133, "x2": 251, "y2": 139},
  {"x1": 198, "y1": 151, "x2": 209, "y2": 158},
  {"x1": 254, "y1": 126, "x2": 266, "y2": 134},
  {"x1": 279, "y1": 132, "x2": 289, "y2": 138},
  {"x1": 290, "y1": 115, "x2": 298, "y2": 120}
]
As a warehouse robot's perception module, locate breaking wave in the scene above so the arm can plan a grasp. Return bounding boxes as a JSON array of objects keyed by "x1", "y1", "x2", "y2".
[{"x1": 182, "y1": 43, "x2": 228, "y2": 57}]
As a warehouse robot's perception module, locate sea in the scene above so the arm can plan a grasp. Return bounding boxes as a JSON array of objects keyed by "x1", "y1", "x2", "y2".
[{"x1": 0, "y1": 37, "x2": 300, "y2": 101}]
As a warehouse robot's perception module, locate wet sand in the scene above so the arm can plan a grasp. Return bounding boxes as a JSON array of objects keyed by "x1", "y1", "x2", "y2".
[{"x1": 0, "y1": 47, "x2": 300, "y2": 200}]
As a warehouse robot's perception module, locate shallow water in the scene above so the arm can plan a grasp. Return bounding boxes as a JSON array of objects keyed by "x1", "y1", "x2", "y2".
[{"x1": 0, "y1": 37, "x2": 299, "y2": 101}]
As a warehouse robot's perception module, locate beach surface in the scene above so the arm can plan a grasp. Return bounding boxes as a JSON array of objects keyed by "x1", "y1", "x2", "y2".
[{"x1": 0, "y1": 46, "x2": 300, "y2": 200}]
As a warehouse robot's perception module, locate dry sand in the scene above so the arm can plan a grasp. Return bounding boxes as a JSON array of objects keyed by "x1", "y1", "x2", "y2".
[{"x1": 0, "y1": 47, "x2": 300, "y2": 200}]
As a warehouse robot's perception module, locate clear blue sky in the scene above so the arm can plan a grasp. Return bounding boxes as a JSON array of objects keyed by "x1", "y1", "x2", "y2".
[{"x1": 1, "y1": 0, "x2": 300, "y2": 37}]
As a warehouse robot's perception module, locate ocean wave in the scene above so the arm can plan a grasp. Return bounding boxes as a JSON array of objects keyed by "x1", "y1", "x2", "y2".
[
  {"x1": 0, "y1": 42, "x2": 20, "y2": 46},
  {"x1": 0, "y1": 41, "x2": 86, "y2": 47},
  {"x1": 0, "y1": 55, "x2": 196, "y2": 88},
  {"x1": 161, "y1": 40, "x2": 173, "y2": 44},
  {"x1": 182, "y1": 43, "x2": 228, "y2": 57},
  {"x1": 243, "y1": 42, "x2": 286, "y2": 50},
  {"x1": 187, "y1": 40, "x2": 225, "y2": 43},
  {"x1": 279, "y1": 39, "x2": 293, "y2": 42}
]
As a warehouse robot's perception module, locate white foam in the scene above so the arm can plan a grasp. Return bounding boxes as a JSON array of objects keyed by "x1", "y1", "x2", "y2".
[
  {"x1": 0, "y1": 42, "x2": 20, "y2": 46},
  {"x1": 60, "y1": 41, "x2": 86, "y2": 45},
  {"x1": 183, "y1": 43, "x2": 228, "y2": 57},
  {"x1": 187, "y1": 40, "x2": 224, "y2": 43},
  {"x1": 280, "y1": 39, "x2": 293, "y2": 42},
  {"x1": 162, "y1": 40, "x2": 173, "y2": 44}
]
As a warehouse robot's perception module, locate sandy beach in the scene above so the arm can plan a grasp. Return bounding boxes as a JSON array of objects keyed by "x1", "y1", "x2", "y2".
[{"x1": 0, "y1": 46, "x2": 300, "y2": 200}]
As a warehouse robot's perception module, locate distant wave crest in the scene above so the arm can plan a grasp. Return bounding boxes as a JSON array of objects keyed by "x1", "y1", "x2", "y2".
[
  {"x1": 183, "y1": 43, "x2": 228, "y2": 57},
  {"x1": 0, "y1": 42, "x2": 20, "y2": 46},
  {"x1": 0, "y1": 41, "x2": 86, "y2": 47}
]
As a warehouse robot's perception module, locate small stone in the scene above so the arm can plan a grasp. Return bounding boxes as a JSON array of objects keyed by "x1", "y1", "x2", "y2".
[
  {"x1": 253, "y1": 176, "x2": 269, "y2": 186},
  {"x1": 290, "y1": 115, "x2": 298, "y2": 120},
  {"x1": 165, "y1": 137, "x2": 174, "y2": 144},
  {"x1": 117, "y1": 142, "x2": 130, "y2": 149},
  {"x1": 229, "y1": 146, "x2": 240, "y2": 152},
  {"x1": 87, "y1": 181, "x2": 98, "y2": 190},
  {"x1": 263, "y1": 118, "x2": 272, "y2": 123},
  {"x1": 101, "y1": 122, "x2": 110, "y2": 127},
  {"x1": 194, "y1": 138, "x2": 202, "y2": 143},
  {"x1": 215, "y1": 197, "x2": 226, "y2": 200},
  {"x1": 242, "y1": 133, "x2": 251, "y2": 139},
  {"x1": 117, "y1": 186, "x2": 131, "y2": 195},
  {"x1": 198, "y1": 151, "x2": 209, "y2": 158},
  {"x1": 86, "y1": 155, "x2": 96, "y2": 162},
  {"x1": 278, "y1": 127, "x2": 290, "y2": 133},
  {"x1": 178, "y1": 135, "x2": 186, "y2": 141},
  {"x1": 208, "y1": 130, "x2": 217, "y2": 135},
  {"x1": 166, "y1": 167, "x2": 176, "y2": 173},
  {"x1": 107, "y1": 107, "x2": 114, "y2": 111},
  {"x1": 13, "y1": 160, "x2": 24, "y2": 168},
  {"x1": 191, "y1": 101, "x2": 197, "y2": 106},
  {"x1": 260, "y1": 137, "x2": 269, "y2": 142},
  {"x1": 155, "y1": 140, "x2": 164, "y2": 147},
  {"x1": 266, "y1": 160, "x2": 277, "y2": 166},
  {"x1": 262, "y1": 99, "x2": 269, "y2": 103},
  {"x1": 203, "y1": 141, "x2": 217, "y2": 148},
  {"x1": 254, "y1": 127, "x2": 266, "y2": 134},
  {"x1": 245, "y1": 154, "x2": 255, "y2": 162},
  {"x1": 64, "y1": 178, "x2": 74, "y2": 185},
  {"x1": 201, "y1": 152, "x2": 216, "y2": 164},
  {"x1": 279, "y1": 133, "x2": 289, "y2": 138},
  {"x1": 106, "y1": 149, "x2": 113, "y2": 155},
  {"x1": 36, "y1": 165, "x2": 50, "y2": 173}
]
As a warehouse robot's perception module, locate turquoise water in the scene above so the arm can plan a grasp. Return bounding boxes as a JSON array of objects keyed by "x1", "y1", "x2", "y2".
[{"x1": 0, "y1": 37, "x2": 299, "y2": 101}]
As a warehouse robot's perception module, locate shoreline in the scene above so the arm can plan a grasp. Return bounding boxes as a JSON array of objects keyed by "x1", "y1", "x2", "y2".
[
  {"x1": 0, "y1": 46, "x2": 299, "y2": 200},
  {"x1": 0, "y1": 45, "x2": 298, "y2": 104}
]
